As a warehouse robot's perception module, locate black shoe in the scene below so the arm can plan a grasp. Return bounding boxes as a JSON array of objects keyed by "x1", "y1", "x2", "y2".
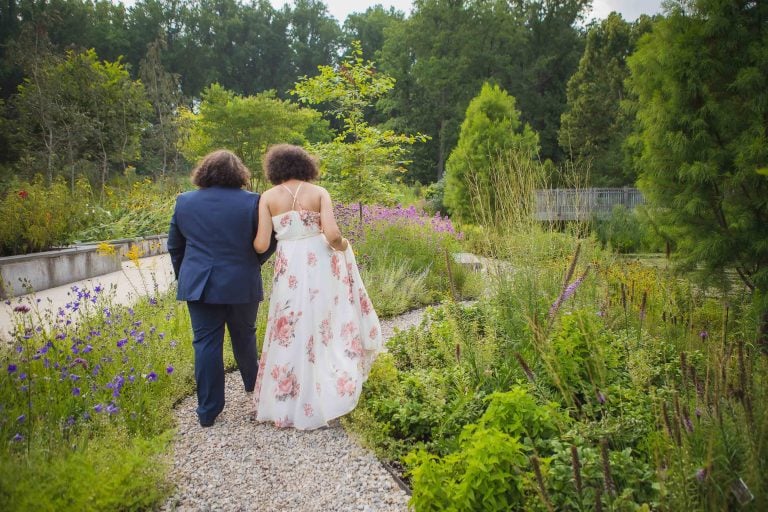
[{"x1": 199, "y1": 418, "x2": 215, "y2": 427}]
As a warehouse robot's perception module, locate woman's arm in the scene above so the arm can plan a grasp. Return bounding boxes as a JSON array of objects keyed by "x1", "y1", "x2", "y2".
[
  {"x1": 319, "y1": 187, "x2": 348, "y2": 251},
  {"x1": 254, "y1": 194, "x2": 274, "y2": 254}
]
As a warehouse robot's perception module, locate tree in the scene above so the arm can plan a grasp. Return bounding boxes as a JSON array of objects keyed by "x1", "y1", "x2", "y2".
[
  {"x1": 284, "y1": 0, "x2": 342, "y2": 80},
  {"x1": 292, "y1": 42, "x2": 426, "y2": 218},
  {"x1": 444, "y1": 82, "x2": 539, "y2": 222},
  {"x1": 379, "y1": 0, "x2": 588, "y2": 183},
  {"x1": 139, "y1": 37, "x2": 184, "y2": 177},
  {"x1": 559, "y1": 13, "x2": 653, "y2": 186},
  {"x1": 14, "y1": 48, "x2": 150, "y2": 193},
  {"x1": 342, "y1": 5, "x2": 404, "y2": 61},
  {"x1": 180, "y1": 83, "x2": 325, "y2": 190},
  {"x1": 627, "y1": 0, "x2": 768, "y2": 346}
]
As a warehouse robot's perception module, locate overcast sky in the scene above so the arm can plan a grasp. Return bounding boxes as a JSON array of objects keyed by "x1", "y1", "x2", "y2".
[{"x1": 269, "y1": 0, "x2": 665, "y2": 23}]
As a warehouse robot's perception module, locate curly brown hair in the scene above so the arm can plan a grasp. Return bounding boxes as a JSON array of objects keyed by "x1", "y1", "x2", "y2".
[
  {"x1": 191, "y1": 149, "x2": 251, "y2": 188},
  {"x1": 263, "y1": 144, "x2": 319, "y2": 185}
]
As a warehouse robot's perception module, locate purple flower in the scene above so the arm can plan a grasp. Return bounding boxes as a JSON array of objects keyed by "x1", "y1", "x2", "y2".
[
  {"x1": 699, "y1": 330, "x2": 708, "y2": 340},
  {"x1": 18, "y1": 372, "x2": 27, "y2": 381},
  {"x1": 596, "y1": 391, "x2": 607, "y2": 405},
  {"x1": 72, "y1": 387, "x2": 81, "y2": 397},
  {"x1": 117, "y1": 338, "x2": 128, "y2": 348},
  {"x1": 66, "y1": 416, "x2": 75, "y2": 426},
  {"x1": 166, "y1": 365, "x2": 174, "y2": 375},
  {"x1": 94, "y1": 285, "x2": 103, "y2": 293},
  {"x1": 549, "y1": 268, "x2": 590, "y2": 318},
  {"x1": 16, "y1": 414, "x2": 25, "y2": 423},
  {"x1": 106, "y1": 403, "x2": 119, "y2": 415},
  {"x1": 695, "y1": 467, "x2": 708, "y2": 482},
  {"x1": 12, "y1": 433, "x2": 23, "y2": 442},
  {"x1": 146, "y1": 371, "x2": 158, "y2": 382},
  {"x1": 7, "y1": 364, "x2": 17, "y2": 374},
  {"x1": 82, "y1": 344, "x2": 93, "y2": 354},
  {"x1": 94, "y1": 404, "x2": 104, "y2": 413},
  {"x1": 13, "y1": 304, "x2": 30, "y2": 314}
]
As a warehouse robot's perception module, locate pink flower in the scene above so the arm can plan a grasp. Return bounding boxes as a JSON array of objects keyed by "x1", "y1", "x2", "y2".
[
  {"x1": 331, "y1": 253, "x2": 341, "y2": 279},
  {"x1": 359, "y1": 290, "x2": 372, "y2": 315},
  {"x1": 278, "y1": 375, "x2": 295, "y2": 395},
  {"x1": 306, "y1": 335, "x2": 315, "y2": 363},
  {"x1": 320, "y1": 318, "x2": 332, "y2": 346},
  {"x1": 336, "y1": 374, "x2": 356, "y2": 397},
  {"x1": 369, "y1": 326, "x2": 379, "y2": 339},
  {"x1": 288, "y1": 275, "x2": 298, "y2": 289},
  {"x1": 280, "y1": 215, "x2": 291, "y2": 227},
  {"x1": 18, "y1": 190, "x2": 28, "y2": 200},
  {"x1": 304, "y1": 403, "x2": 314, "y2": 417},
  {"x1": 273, "y1": 316, "x2": 293, "y2": 345},
  {"x1": 307, "y1": 252, "x2": 317, "y2": 266}
]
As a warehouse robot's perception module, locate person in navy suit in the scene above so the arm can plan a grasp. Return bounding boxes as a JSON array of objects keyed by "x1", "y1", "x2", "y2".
[{"x1": 167, "y1": 149, "x2": 276, "y2": 427}]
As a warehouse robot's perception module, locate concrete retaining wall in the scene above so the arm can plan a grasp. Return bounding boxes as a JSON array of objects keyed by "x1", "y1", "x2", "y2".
[{"x1": 0, "y1": 235, "x2": 168, "y2": 299}]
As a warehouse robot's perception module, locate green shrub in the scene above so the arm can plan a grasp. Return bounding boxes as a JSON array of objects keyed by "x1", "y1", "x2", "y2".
[{"x1": 0, "y1": 176, "x2": 92, "y2": 255}]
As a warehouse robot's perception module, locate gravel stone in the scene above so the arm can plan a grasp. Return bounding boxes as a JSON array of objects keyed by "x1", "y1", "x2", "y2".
[{"x1": 161, "y1": 308, "x2": 430, "y2": 511}]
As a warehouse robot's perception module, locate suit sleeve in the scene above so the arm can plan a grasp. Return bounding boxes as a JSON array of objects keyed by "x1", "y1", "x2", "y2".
[{"x1": 167, "y1": 196, "x2": 186, "y2": 280}]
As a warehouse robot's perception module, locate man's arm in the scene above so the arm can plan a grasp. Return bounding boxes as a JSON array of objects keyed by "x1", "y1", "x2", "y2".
[{"x1": 167, "y1": 197, "x2": 185, "y2": 279}]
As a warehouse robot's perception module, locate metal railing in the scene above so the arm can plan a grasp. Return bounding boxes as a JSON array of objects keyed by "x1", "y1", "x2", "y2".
[{"x1": 534, "y1": 188, "x2": 644, "y2": 221}]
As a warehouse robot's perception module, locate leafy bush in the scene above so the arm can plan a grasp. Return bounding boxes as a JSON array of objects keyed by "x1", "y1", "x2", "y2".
[
  {"x1": 0, "y1": 176, "x2": 93, "y2": 255},
  {"x1": 593, "y1": 205, "x2": 663, "y2": 253}
]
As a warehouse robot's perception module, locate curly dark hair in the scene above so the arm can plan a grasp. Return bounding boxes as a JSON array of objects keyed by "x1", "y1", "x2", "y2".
[
  {"x1": 191, "y1": 150, "x2": 251, "y2": 188},
  {"x1": 263, "y1": 144, "x2": 320, "y2": 185}
]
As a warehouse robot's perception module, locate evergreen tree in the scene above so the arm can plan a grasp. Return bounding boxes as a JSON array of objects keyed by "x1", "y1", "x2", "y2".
[
  {"x1": 444, "y1": 82, "x2": 539, "y2": 222},
  {"x1": 627, "y1": 0, "x2": 768, "y2": 346},
  {"x1": 559, "y1": 13, "x2": 652, "y2": 186}
]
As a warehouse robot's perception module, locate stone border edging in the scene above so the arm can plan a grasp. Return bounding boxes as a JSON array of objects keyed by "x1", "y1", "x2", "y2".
[{"x1": 0, "y1": 235, "x2": 168, "y2": 299}]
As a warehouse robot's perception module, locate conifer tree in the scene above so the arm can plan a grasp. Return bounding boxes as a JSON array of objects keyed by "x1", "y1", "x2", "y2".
[{"x1": 627, "y1": 0, "x2": 768, "y2": 346}]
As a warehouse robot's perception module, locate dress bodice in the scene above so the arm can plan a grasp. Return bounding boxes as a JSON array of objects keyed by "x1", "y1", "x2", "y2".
[{"x1": 272, "y1": 210, "x2": 322, "y2": 241}]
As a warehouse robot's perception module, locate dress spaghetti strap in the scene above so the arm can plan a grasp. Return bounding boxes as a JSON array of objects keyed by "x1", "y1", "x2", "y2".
[{"x1": 280, "y1": 182, "x2": 303, "y2": 210}]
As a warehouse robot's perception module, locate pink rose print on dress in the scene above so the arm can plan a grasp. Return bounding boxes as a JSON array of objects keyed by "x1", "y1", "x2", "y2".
[
  {"x1": 343, "y1": 266, "x2": 355, "y2": 304},
  {"x1": 280, "y1": 214, "x2": 291, "y2": 227},
  {"x1": 270, "y1": 304, "x2": 303, "y2": 347},
  {"x1": 306, "y1": 335, "x2": 316, "y2": 363},
  {"x1": 288, "y1": 275, "x2": 298, "y2": 290},
  {"x1": 320, "y1": 318, "x2": 333, "y2": 346},
  {"x1": 273, "y1": 250, "x2": 288, "y2": 279},
  {"x1": 369, "y1": 326, "x2": 379, "y2": 339},
  {"x1": 336, "y1": 372, "x2": 356, "y2": 397},
  {"x1": 274, "y1": 416, "x2": 294, "y2": 428},
  {"x1": 303, "y1": 403, "x2": 314, "y2": 417},
  {"x1": 299, "y1": 210, "x2": 321, "y2": 227},
  {"x1": 341, "y1": 321, "x2": 363, "y2": 359},
  {"x1": 271, "y1": 365, "x2": 300, "y2": 401},
  {"x1": 359, "y1": 289, "x2": 372, "y2": 315},
  {"x1": 331, "y1": 253, "x2": 342, "y2": 279},
  {"x1": 307, "y1": 252, "x2": 317, "y2": 266}
]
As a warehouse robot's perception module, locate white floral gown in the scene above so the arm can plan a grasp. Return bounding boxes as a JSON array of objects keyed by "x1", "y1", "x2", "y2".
[{"x1": 253, "y1": 202, "x2": 383, "y2": 430}]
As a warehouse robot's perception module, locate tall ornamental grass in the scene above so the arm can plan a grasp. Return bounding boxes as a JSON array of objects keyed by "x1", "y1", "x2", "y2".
[{"x1": 335, "y1": 203, "x2": 483, "y2": 316}]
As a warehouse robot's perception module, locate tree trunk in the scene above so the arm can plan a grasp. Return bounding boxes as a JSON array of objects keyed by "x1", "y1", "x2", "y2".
[{"x1": 760, "y1": 310, "x2": 768, "y2": 355}]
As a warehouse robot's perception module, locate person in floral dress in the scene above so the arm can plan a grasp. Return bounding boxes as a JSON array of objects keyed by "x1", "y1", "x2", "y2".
[{"x1": 252, "y1": 144, "x2": 383, "y2": 429}]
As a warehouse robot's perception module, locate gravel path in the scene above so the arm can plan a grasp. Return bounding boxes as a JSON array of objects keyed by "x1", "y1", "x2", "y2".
[{"x1": 162, "y1": 308, "x2": 427, "y2": 512}]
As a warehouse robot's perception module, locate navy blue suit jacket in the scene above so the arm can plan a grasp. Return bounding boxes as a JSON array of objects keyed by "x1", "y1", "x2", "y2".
[{"x1": 167, "y1": 186, "x2": 276, "y2": 304}]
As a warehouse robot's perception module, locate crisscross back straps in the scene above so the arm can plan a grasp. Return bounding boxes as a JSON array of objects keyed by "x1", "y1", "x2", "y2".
[{"x1": 280, "y1": 182, "x2": 303, "y2": 210}]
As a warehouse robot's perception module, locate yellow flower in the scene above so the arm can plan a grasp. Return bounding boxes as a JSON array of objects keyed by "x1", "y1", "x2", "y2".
[
  {"x1": 96, "y1": 242, "x2": 117, "y2": 256},
  {"x1": 124, "y1": 244, "x2": 144, "y2": 267}
]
